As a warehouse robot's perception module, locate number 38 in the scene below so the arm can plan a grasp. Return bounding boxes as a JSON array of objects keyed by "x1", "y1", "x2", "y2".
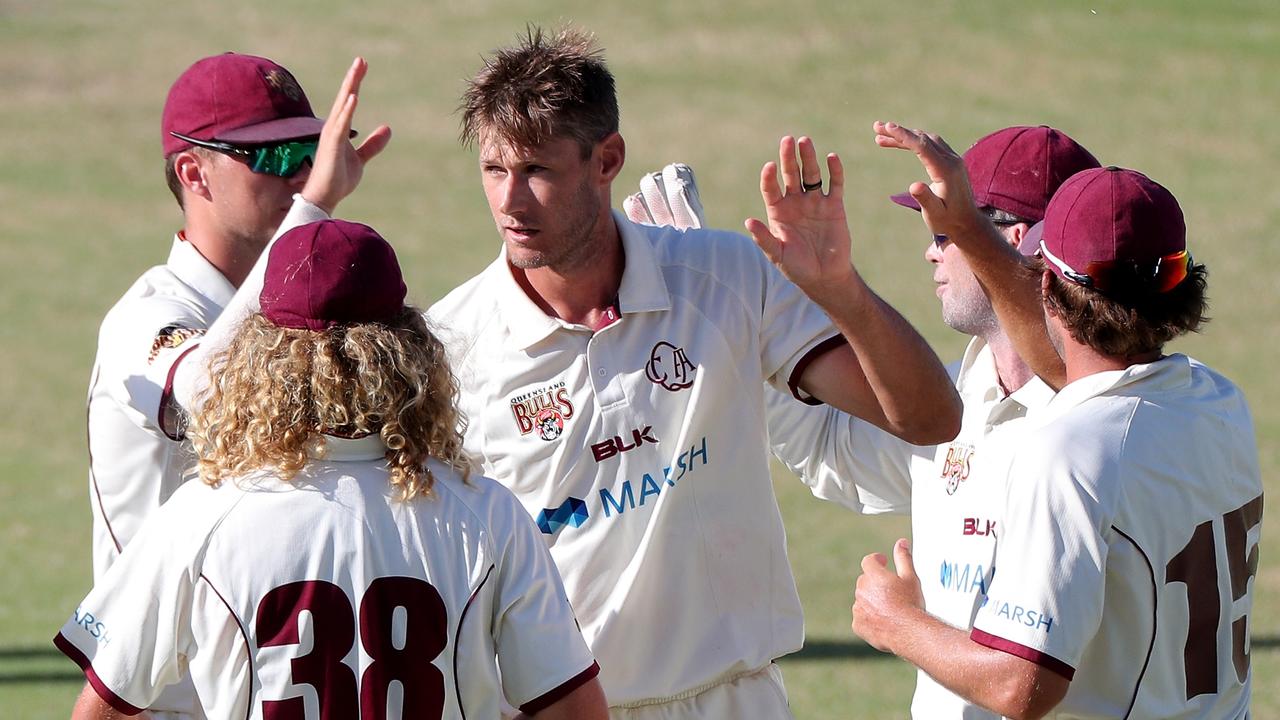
[
  {"x1": 1165, "y1": 494, "x2": 1263, "y2": 700},
  {"x1": 255, "y1": 577, "x2": 448, "y2": 720}
]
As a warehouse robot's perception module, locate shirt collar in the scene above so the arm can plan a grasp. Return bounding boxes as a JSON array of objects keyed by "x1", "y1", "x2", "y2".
[
  {"x1": 311, "y1": 433, "x2": 389, "y2": 461},
  {"x1": 1044, "y1": 353, "x2": 1192, "y2": 415},
  {"x1": 491, "y1": 210, "x2": 673, "y2": 350},
  {"x1": 955, "y1": 336, "x2": 1054, "y2": 410},
  {"x1": 169, "y1": 233, "x2": 237, "y2": 309}
]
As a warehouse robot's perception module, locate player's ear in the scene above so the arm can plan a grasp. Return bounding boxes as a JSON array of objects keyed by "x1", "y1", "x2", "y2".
[
  {"x1": 1007, "y1": 222, "x2": 1030, "y2": 250},
  {"x1": 173, "y1": 149, "x2": 213, "y2": 202},
  {"x1": 595, "y1": 132, "x2": 625, "y2": 185}
]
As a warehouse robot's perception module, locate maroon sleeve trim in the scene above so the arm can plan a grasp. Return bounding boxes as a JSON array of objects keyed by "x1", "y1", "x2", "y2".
[
  {"x1": 518, "y1": 661, "x2": 601, "y2": 715},
  {"x1": 53, "y1": 632, "x2": 145, "y2": 715},
  {"x1": 159, "y1": 343, "x2": 201, "y2": 441},
  {"x1": 786, "y1": 334, "x2": 847, "y2": 406},
  {"x1": 970, "y1": 628, "x2": 1075, "y2": 681}
]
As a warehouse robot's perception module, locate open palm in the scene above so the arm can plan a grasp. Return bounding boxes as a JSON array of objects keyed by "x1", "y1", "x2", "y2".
[{"x1": 746, "y1": 136, "x2": 854, "y2": 293}]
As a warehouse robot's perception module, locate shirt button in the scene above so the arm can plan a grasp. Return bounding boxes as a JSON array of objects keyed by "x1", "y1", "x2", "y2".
[{"x1": 598, "y1": 368, "x2": 607, "y2": 377}]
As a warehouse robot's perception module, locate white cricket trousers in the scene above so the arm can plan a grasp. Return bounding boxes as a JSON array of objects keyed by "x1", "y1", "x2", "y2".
[{"x1": 608, "y1": 664, "x2": 793, "y2": 720}]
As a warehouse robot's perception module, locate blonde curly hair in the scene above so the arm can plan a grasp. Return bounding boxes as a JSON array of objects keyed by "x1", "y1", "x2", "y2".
[{"x1": 189, "y1": 307, "x2": 467, "y2": 499}]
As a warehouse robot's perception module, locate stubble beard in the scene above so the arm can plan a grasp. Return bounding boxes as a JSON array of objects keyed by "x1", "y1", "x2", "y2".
[
  {"x1": 506, "y1": 178, "x2": 604, "y2": 274},
  {"x1": 941, "y1": 292, "x2": 999, "y2": 339}
]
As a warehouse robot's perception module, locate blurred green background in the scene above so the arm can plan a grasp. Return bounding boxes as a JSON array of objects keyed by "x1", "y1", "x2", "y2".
[{"x1": 2, "y1": 1, "x2": 1277, "y2": 717}]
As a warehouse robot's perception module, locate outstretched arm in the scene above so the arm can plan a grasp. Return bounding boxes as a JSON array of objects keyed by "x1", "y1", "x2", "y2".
[
  {"x1": 745, "y1": 135, "x2": 960, "y2": 445},
  {"x1": 171, "y1": 57, "x2": 391, "y2": 412},
  {"x1": 873, "y1": 122, "x2": 1065, "y2": 389}
]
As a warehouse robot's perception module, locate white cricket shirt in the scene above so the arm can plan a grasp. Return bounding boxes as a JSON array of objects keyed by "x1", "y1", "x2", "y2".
[
  {"x1": 56, "y1": 437, "x2": 598, "y2": 719},
  {"x1": 86, "y1": 235, "x2": 232, "y2": 580},
  {"x1": 971, "y1": 354, "x2": 1262, "y2": 719},
  {"x1": 428, "y1": 211, "x2": 841, "y2": 707},
  {"x1": 766, "y1": 337, "x2": 1053, "y2": 719}
]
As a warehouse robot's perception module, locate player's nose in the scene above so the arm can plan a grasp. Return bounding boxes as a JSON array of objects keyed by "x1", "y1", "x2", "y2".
[
  {"x1": 496, "y1": 175, "x2": 527, "y2": 213},
  {"x1": 924, "y1": 236, "x2": 944, "y2": 264}
]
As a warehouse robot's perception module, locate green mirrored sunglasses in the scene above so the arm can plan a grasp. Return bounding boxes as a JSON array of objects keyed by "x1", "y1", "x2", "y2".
[{"x1": 169, "y1": 132, "x2": 318, "y2": 178}]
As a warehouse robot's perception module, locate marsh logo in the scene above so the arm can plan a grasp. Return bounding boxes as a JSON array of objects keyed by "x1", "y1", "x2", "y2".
[
  {"x1": 939, "y1": 560, "x2": 990, "y2": 595},
  {"x1": 72, "y1": 606, "x2": 112, "y2": 646},
  {"x1": 510, "y1": 381, "x2": 575, "y2": 441},
  {"x1": 980, "y1": 597, "x2": 1055, "y2": 633},
  {"x1": 536, "y1": 497, "x2": 589, "y2": 535},
  {"x1": 941, "y1": 442, "x2": 975, "y2": 495},
  {"x1": 599, "y1": 438, "x2": 708, "y2": 518},
  {"x1": 645, "y1": 341, "x2": 696, "y2": 391}
]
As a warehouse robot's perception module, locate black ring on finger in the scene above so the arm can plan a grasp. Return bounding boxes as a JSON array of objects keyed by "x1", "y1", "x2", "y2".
[{"x1": 802, "y1": 180, "x2": 823, "y2": 192}]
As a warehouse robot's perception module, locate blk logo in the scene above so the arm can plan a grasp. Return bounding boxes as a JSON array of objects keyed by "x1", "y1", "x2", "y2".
[
  {"x1": 963, "y1": 517, "x2": 997, "y2": 537},
  {"x1": 536, "y1": 497, "x2": 589, "y2": 535},
  {"x1": 592, "y1": 426, "x2": 659, "y2": 462},
  {"x1": 645, "y1": 341, "x2": 696, "y2": 391}
]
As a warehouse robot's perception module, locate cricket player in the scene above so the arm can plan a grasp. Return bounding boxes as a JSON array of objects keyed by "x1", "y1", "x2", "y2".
[
  {"x1": 57, "y1": 217, "x2": 608, "y2": 720},
  {"x1": 427, "y1": 27, "x2": 961, "y2": 717},
  {"x1": 629, "y1": 126, "x2": 1102, "y2": 719},
  {"x1": 80, "y1": 51, "x2": 385, "y2": 720},
  {"x1": 853, "y1": 124, "x2": 1264, "y2": 719}
]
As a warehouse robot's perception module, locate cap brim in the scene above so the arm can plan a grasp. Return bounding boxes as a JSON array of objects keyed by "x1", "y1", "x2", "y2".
[
  {"x1": 889, "y1": 192, "x2": 922, "y2": 212},
  {"x1": 216, "y1": 116, "x2": 326, "y2": 145},
  {"x1": 1019, "y1": 221, "x2": 1045, "y2": 257}
]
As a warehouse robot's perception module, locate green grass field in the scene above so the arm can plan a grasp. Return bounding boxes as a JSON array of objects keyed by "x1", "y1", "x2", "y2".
[{"x1": 2, "y1": 1, "x2": 1278, "y2": 717}]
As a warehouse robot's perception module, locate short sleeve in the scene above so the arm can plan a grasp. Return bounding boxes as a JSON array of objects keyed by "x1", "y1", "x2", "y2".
[
  {"x1": 54, "y1": 495, "x2": 202, "y2": 714},
  {"x1": 489, "y1": 487, "x2": 598, "y2": 713},
  {"x1": 100, "y1": 298, "x2": 207, "y2": 440},
  {"x1": 756, "y1": 255, "x2": 842, "y2": 402},
  {"x1": 765, "y1": 386, "x2": 913, "y2": 513},
  {"x1": 969, "y1": 447, "x2": 1110, "y2": 680}
]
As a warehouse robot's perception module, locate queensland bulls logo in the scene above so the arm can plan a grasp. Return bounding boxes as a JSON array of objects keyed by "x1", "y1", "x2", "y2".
[
  {"x1": 645, "y1": 341, "x2": 696, "y2": 391},
  {"x1": 511, "y1": 382, "x2": 575, "y2": 441},
  {"x1": 941, "y1": 442, "x2": 975, "y2": 495}
]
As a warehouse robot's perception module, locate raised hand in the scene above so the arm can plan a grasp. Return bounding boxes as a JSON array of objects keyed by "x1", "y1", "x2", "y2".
[
  {"x1": 872, "y1": 121, "x2": 985, "y2": 242},
  {"x1": 302, "y1": 57, "x2": 393, "y2": 214},
  {"x1": 745, "y1": 136, "x2": 853, "y2": 299}
]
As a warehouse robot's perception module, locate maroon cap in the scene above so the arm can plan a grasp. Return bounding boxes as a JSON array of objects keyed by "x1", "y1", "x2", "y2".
[
  {"x1": 892, "y1": 125, "x2": 1100, "y2": 222},
  {"x1": 261, "y1": 220, "x2": 408, "y2": 331},
  {"x1": 1032, "y1": 166, "x2": 1188, "y2": 297},
  {"x1": 161, "y1": 53, "x2": 322, "y2": 156}
]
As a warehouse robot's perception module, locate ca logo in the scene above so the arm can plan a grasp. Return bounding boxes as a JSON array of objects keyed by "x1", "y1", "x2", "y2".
[{"x1": 645, "y1": 341, "x2": 696, "y2": 391}]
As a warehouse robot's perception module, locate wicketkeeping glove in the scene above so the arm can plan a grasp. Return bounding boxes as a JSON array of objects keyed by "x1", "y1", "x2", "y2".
[{"x1": 622, "y1": 163, "x2": 706, "y2": 230}]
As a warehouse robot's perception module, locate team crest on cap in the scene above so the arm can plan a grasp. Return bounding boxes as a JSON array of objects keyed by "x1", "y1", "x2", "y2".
[
  {"x1": 148, "y1": 325, "x2": 204, "y2": 364},
  {"x1": 941, "y1": 442, "x2": 974, "y2": 495},
  {"x1": 645, "y1": 341, "x2": 696, "y2": 392},
  {"x1": 262, "y1": 68, "x2": 304, "y2": 102},
  {"x1": 510, "y1": 381, "x2": 575, "y2": 441}
]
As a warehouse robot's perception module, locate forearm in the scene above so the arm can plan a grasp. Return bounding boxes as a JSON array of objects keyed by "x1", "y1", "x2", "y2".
[
  {"x1": 803, "y1": 269, "x2": 960, "y2": 444},
  {"x1": 949, "y1": 216, "x2": 1066, "y2": 389},
  {"x1": 886, "y1": 609, "x2": 1061, "y2": 720},
  {"x1": 528, "y1": 677, "x2": 609, "y2": 720},
  {"x1": 70, "y1": 682, "x2": 146, "y2": 720}
]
